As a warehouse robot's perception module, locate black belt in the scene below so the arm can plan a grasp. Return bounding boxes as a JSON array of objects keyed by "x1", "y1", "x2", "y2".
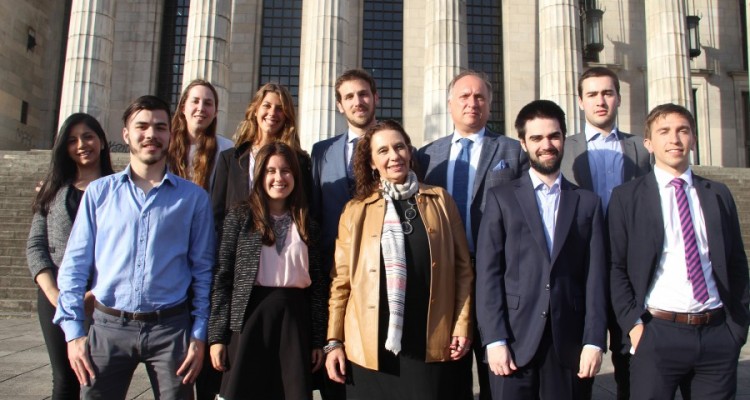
[
  {"x1": 647, "y1": 307, "x2": 724, "y2": 326},
  {"x1": 94, "y1": 300, "x2": 187, "y2": 322}
]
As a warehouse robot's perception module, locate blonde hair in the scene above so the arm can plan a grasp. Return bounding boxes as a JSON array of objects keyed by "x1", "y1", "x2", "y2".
[{"x1": 233, "y1": 83, "x2": 301, "y2": 153}]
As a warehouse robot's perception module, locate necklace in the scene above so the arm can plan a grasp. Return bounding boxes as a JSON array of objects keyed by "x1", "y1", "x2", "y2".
[{"x1": 401, "y1": 197, "x2": 418, "y2": 235}]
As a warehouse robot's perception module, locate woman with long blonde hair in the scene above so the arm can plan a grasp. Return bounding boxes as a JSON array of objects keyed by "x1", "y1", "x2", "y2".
[
  {"x1": 212, "y1": 83, "x2": 311, "y2": 230},
  {"x1": 168, "y1": 79, "x2": 233, "y2": 191}
]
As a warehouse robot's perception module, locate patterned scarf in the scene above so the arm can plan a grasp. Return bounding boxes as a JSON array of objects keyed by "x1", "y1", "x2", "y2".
[{"x1": 379, "y1": 171, "x2": 418, "y2": 354}]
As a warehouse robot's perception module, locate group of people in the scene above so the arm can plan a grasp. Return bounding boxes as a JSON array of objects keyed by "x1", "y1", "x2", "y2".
[{"x1": 25, "y1": 65, "x2": 748, "y2": 400}]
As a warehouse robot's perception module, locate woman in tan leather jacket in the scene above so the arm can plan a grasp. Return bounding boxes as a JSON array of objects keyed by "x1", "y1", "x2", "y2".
[{"x1": 324, "y1": 120, "x2": 474, "y2": 400}]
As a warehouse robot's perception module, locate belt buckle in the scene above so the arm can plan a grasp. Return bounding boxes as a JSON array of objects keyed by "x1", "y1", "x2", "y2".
[
  {"x1": 687, "y1": 313, "x2": 707, "y2": 325},
  {"x1": 130, "y1": 311, "x2": 145, "y2": 321}
]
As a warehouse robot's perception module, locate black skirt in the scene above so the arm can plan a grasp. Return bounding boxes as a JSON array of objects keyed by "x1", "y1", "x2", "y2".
[{"x1": 219, "y1": 286, "x2": 312, "y2": 400}]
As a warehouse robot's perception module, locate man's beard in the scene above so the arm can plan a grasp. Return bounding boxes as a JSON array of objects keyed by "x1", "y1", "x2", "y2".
[{"x1": 529, "y1": 150, "x2": 562, "y2": 175}]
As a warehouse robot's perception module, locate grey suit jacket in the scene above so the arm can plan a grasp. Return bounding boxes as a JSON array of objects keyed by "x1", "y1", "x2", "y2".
[
  {"x1": 560, "y1": 130, "x2": 651, "y2": 191},
  {"x1": 27, "y1": 185, "x2": 76, "y2": 280},
  {"x1": 417, "y1": 128, "x2": 529, "y2": 250}
]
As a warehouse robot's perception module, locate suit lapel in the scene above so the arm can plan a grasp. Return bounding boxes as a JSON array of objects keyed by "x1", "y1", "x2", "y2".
[
  {"x1": 642, "y1": 173, "x2": 665, "y2": 271},
  {"x1": 550, "y1": 179, "x2": 577, "y2": 264},
  {"x1": 429, "y1": 137, "x2": 452, "y2": 187},
  {"x1": 621, "y1": 132, "x2": 637, "y2": 181},
  {"x1": 515, "y1": 174, "x2": 551, "y2": 260},
  {"x1": 693, "y1": 175, "x2": 727, "y2": 283},
  {"x1": 571, "y1": 135, "x2": 594, "y2": 190},
  {"x1": 236, "y1": 150, "x2": 251, "y2": 199},
  {"x1": 473, "y1": 133, "x2": 497, "y2": 201}
]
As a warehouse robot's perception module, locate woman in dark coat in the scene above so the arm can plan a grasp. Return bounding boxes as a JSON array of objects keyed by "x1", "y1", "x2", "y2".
[{"x1": 208, "y1": 142, "x2": 327, "y2": 399}]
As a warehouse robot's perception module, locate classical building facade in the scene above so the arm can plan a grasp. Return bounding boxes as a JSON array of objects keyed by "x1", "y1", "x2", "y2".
[{"x1": 2, "y1": 0, "x2": 749, "y2": 166}]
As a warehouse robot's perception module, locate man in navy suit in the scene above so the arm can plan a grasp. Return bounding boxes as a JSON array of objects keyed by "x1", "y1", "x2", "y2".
[
  {"x1": 417, "y1": 70, "x2": 528, "y2": 399},
  {"x1": 560, "y1": 66, "x2": 651, "y2": 400},
  {"x1": 310, "y1": 69, "x2": 379, "y2": 399},
  {"x1": 475, "y1": 100, "x2": 607, "y2": 399},
  {"x1": 609, "y1": 104, "x2": 749, "y2": 399}
]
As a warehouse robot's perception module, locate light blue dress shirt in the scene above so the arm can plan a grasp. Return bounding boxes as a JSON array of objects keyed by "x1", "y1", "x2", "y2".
[
  {"x1": 530, "y1": 170, "x2": 561, "y2": 255},
  {"x1": 54, "y1": 166, "x2": 216, "y2": 342},
  {"x1": 585, "y1": 124, "x2": 623, "y2": 210}
]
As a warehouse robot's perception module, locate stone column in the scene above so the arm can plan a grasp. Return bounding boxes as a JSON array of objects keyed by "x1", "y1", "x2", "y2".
[
  {"x1": 58, "y1": 0, "x2": 116, "y2": 132},
  {"x1": 747, "y1": 0, "x2": 750, "y2": 91},
  {"x1": 298, "y1": 0, "x2": 348, "y2": 150},
  {"x1": 423, "y1": 0, "x2": 467, "y2": 143},
  {"x1": 645, "y1": 0, "x2": 692, "y2": 110},
  {"x1": 182, "y1": 0, "x2": 231, "y2": 135},
  {"x1": 538, "y1": 0, "x2": 582, "y2": 135}
]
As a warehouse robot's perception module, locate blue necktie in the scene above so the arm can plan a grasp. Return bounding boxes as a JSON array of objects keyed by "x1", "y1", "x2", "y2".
[{"x1": 453, "y1": 138, "x2": 472, "y2": 228}]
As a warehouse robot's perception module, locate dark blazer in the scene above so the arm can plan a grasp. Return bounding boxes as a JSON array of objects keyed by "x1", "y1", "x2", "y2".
[
  {"x1": 310, "y1": 132, "x2": 352, "y2": 274},
  {"x1": 207, "y1": 205, "x2": 328, "y2": 348},
  {"x1": 608, "y1": 171, "x2": 750, "y2": 348},
  {"x1": 560, "y1": 130, "x2": 651, "y2": 191},
  {"x1": 211, "y1": 141, "x2": 313, "y2": 232},
  {"x1": 475, "y1": 173, "x2": 608, "y2": 369},
  {"x1": 417, "y1": 128, "x2": 529, "y2": 250},
  {"x1": 27, "y1": 185, "x2": 76, "y2": 280}
]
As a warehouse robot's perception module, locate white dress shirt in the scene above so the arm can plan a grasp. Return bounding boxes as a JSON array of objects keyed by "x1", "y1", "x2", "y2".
[
  {"x1": 645, "y1": 166, "x2": 722, "y2": 313},
  {"x1": 584, "y1": 124, "x2": 623, "y2": 210}
]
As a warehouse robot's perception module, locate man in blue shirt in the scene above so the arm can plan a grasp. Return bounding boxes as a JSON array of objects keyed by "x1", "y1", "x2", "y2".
[
  {"x1": 559, "y1": 67, "x2": 652, "y2": 400},
  {"x1": 54, "y1": 95, "x2": 215, "y2": 399}
]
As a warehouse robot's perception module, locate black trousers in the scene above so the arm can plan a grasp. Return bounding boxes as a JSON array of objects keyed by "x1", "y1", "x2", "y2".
[
  {"x1": 487, "y1": 323, "x2": 579, "y2": 400},
  {"x1": 37, "y1": 289, "x2": 80, "y2": 400},
  {"x1": 630, "y1": 313, "x2": 740, "y2": 400}
]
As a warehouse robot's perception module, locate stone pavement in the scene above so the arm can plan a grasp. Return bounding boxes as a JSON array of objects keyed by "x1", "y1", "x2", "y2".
[{"x1": 0, "y1": 316, "x2": 748, "y2": 399}]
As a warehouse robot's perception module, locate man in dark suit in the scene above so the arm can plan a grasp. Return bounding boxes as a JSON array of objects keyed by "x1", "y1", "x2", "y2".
[
  {"x1": 476, "y1": 100, "x2": 607, "y2": 399},
  {"x1": 309, "y1": 68, "x2": 379, "y2": 399},
  {"x1": 560, "y1": 66, "x2": 651, "y2": 400},
  {"x1": 609, "y1": 103, "x2": 749, "y2": 399},
  {"x1": 417, "y1": 70, "x2": 527, "y2": 399}
]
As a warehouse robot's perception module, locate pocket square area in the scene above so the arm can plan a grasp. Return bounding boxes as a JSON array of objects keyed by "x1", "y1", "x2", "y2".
[{"x1": 493, "y1": 160, "x2": 508, "y2": 170}]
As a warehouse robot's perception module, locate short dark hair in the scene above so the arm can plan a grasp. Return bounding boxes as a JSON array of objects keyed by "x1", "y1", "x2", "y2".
[
  {"x1": 122, "y1": 95, "x2": 171, "y2": 127},
  {"x1": 644, "y1": 103, "x2": 696, "y2": 140},
  {"x1": 448, "y1": 70, "x2": 493, "y2": 103},
  {"x1": 514, "y1": 100, "x2": 567, "y2": 140},
  {"x1": 578, "y1": 67, "x2": 620, "y2": 98},
  {"x1": 335, "y1": 69, "x2": 378, "y2": 103}
]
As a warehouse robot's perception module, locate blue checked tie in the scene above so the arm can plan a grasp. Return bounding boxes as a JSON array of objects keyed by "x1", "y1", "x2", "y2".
[
  {"x1": 453, "y1": 138, "x2": 472, "y2": 228},
  {"x1": 671, "y1": 178, "x2": 709, "y2": 303}
]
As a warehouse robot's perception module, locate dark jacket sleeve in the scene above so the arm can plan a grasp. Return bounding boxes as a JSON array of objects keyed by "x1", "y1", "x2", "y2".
[
  {"x1": 208, "y1": 206, "x2": 245, "y2": 345},
  {"x1": 211, "y1": 148, "x2": 233, "y2": 236},
  {"x1": 307, "y1": 220, "x2": 328, "y2": 348}
]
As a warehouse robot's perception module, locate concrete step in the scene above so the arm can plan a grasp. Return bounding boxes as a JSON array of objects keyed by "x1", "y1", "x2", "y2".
[
  {"x1": 0, "y1": 286, "x2": 37, "y2": 300},
  {"x1": 0, "y1": 266, "x2": 32, "y2": 277},
  {"x1": 0, "y1": 275, "x2": 34, "y2": 288},
  {"x1": 0, "y1": 299, "x2": 36, "y2": 314}
]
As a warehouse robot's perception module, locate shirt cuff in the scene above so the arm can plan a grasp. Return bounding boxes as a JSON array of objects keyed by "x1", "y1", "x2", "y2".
[
  {"x1": 486, "y1": 339, "x2": 507, "y2": 349},
  {"x1": 583, "y1": 344, "x2": 602, "y2": 352},
  {"x1": 60, "y1": 320, "x2": 86, "y2": 342},
  {"x1": 191, "y1": 317, "x2": 207, "y2": 341}
]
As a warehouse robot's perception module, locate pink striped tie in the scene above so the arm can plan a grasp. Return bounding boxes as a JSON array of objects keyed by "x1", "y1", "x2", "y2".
[{"x1": 671, "y1": 178, "x2": 709, "y2": 303}]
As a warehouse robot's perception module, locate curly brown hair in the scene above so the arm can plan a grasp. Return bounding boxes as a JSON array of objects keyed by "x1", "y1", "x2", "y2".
[{"x1": 352, "y1": 120, "x2": 417, "y2": 200}]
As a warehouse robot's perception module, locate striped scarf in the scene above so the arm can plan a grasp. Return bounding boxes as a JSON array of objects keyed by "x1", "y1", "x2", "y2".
[{"x1": 380, "y1": 171, "x2": 418, "y2": 355}]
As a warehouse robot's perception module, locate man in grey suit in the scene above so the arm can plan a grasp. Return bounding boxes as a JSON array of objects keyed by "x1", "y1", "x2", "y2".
[
  {"x1": 417, "y1": 70, "x2": 528, "y2": 400},
  {"x1": 560, "y1": 67, "x2": 651, "y2": 400},
  {"x1": 310, "y1": 68, "x2": 379, "y2": 399}
]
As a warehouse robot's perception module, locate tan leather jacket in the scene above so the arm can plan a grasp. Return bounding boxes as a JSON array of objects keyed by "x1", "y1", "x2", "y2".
[{"x1": 327, "y1": 183, "x2": 473, "y2": 369}]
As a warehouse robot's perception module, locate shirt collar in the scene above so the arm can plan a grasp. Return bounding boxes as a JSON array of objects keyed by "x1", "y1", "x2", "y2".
[
  {"x1": 653, "y1": 165, "x2": 693, "y2": 188},
  {"x1": 119, "y1": 164, "x2": 175, "y2": 187},
  {"x1": 451, "y1": 127, "x2": 486, "y2": 145},
  {"x1": 529, "y1": 168, "x2": 561, "y2": 191},
  {"x1": 347, "y1": 130, "x2": 361, "y2": 144},
  {"x1": 584, "y1": 123, "x2": 620, "y2": 142}
]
